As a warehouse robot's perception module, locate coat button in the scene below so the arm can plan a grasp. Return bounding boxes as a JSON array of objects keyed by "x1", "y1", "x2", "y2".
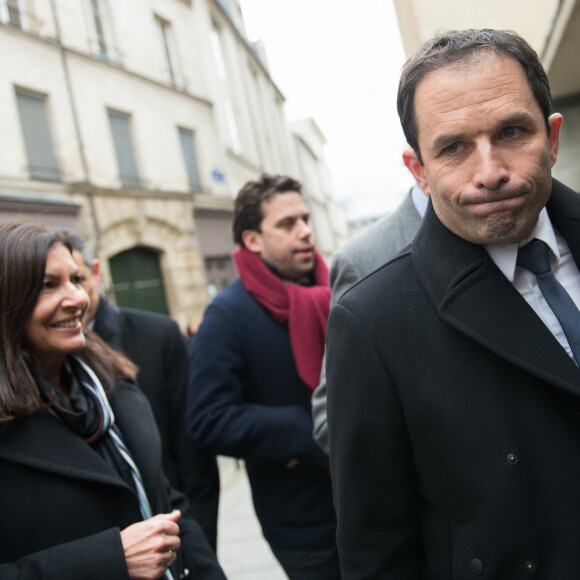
[
  {"x1": 506, "y1": 453, "x2": 519, "y2": 465},
  {"x1": 469, "y1": 558, "x2": 484, "y2": 576},
  {"x1": 525, "y1": 560, "x2": 537, "y2": 573}
]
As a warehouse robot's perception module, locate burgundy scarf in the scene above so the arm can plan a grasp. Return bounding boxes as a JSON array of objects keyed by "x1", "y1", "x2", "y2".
[{"x1": 233, "y1": 246, "x2": 331, "y2": 392}]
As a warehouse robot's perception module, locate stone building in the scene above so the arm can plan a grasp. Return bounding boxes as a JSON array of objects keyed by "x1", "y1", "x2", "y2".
[{"x1": 0, "y1": 0, "x2": 347, "y2": 328}]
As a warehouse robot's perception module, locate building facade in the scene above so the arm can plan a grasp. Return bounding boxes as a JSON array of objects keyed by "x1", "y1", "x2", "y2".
[
  {"x1": 393, "y1": 0, "x2": 580, "y2": 192},
  {"x1": 0, "y1": 0, "x2": 347, "y2": 328}
]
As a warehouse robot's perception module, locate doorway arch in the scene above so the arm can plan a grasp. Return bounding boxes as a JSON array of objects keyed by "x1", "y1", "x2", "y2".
[{"x1": 109, "y1": 246, "x2": 169, "y2": 315}]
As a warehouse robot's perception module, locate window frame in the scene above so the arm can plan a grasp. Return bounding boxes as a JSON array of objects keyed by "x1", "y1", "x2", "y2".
[
  {"x1": 154, "y1": 15, "x2": 183, "y2": 89},
  {"x1": 15, "y1": 88, "x2": 62, "y2": 182},
  {"x1": 107, "y1": 108, "x2": 142, "y2": 189},
  {"x1": 178, "y1": 127, "x2": 203, "y2": 192}
]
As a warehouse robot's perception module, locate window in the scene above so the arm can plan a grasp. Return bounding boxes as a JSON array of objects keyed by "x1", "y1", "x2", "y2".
[
  {"x1": 215, "y1": 0, "x2": 230, "y2": 15},
  {"x1": 204, "y1": 256, "x2": 235, "y2": 298},
  {"x1": 85, "y1": 0, "x2": 109, "y2": 57},
  {"x1": 15, "y1": 90, "x2": 61, "y2": 182},
  {"x1": 108, "y1": 110, "x2": 141, "y2": 188},
  {"x1": 84, "y1": 0, "x2": 120, "y2": 63},
  {"x1": 210, "y1": 24, "x2": 227, "y2": 79},
  {"x1": 155, "y1": 16, "x2": 182, "y2": 88},
  {"x1": 178, "y1": 128, "x2": 202, "y2": 192},
  {"x1": 0, "y1": 0, "x2": 26, "y2": 28},
  {"x1": 225, "y1": 100, "x2": 241, "y2": 155}
]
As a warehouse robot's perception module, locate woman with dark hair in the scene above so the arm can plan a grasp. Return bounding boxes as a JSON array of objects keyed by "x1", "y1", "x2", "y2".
[{"x1": 0, "y1": 223, "x2": 226, "y2": 580}]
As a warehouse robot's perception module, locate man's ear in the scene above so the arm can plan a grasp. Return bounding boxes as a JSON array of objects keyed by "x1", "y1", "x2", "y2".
[
  {"x1": 403, "y1": 149, "x2": 429, "y2": 195},
  {"x1": 548, "y1": 113, "x2": 563, "y2": 168},
  {"x1": 92, "y1": 259, "x2": 102, "y2": 286},
  {"x1": 241, "y1": 230, "x2": 262, "y2": 255}
]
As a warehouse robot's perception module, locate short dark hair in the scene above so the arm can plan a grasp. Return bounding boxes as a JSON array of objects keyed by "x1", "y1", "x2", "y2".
[
  {"x1": 0, "y1": 223, "x2": 135, "y2": 421},
  {"x1": 397, "y1": 29, "x2": 553, "y2": 164},
  {"x1": 60, "y1": 228, "x2": 94, "y2": 266},
  {"x1": 232, "y1": 173, "x2": 302, "y2": 245}
]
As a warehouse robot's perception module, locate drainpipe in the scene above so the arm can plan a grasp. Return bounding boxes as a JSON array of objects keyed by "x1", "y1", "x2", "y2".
[{"x1": 49, "y1": 0, "x2": 101, "y2": 256}]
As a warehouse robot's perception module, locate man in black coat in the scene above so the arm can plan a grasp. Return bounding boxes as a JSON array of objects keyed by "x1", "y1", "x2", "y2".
[
  {"x1": 65, "y1": 231, "x2": 220, "y2": 551},
  {"x1": 326, "y1": 29, "x2": 580, "y2": 578}
]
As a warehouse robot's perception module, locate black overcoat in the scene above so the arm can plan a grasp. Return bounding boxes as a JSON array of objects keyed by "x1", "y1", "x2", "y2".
[
  {"x1": 327, "y1": 180, "x2": 580, "y2": 579},
  {"x1": 0, "y1": 379, "x2": 225, "y2": 579},
  {"x1": 93, "y1": 299, "x2": 220, "y2": 549}
]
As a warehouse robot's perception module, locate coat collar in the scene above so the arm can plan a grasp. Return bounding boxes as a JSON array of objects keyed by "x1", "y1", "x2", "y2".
[
  {"x1": 0, "y1": 380, "x2": 160, "y2": 497},
  {"x1": 0, "y1": 409, "x2": 128, "y2": 488},
  {"x1": 412, "y1": 179, "x2": 580, "y2": 394},
  {"x1": 93, "y1": 296, "x2": 123, "y2": 350}
]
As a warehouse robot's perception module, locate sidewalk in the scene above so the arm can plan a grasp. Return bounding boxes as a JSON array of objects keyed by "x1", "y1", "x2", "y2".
[{"x1": 216, "y1": 457, "x2": 287, "y2": 580}]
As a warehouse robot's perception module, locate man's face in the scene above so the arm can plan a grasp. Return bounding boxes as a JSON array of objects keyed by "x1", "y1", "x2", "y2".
[
  {"x1": 242, "y1": 191, "x2": 316, "y2": 280},
  {"x1": 71, "y1": 249, "x2": 101, "y2": 324},
  {"x1": 404, "y1": 52, "x2": 562, "y2": 245}
]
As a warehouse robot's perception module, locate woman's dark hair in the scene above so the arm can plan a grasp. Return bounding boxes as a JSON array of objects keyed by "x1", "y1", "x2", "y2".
[
  {"x1": 0, "y1": 223, "x2": 136, "y2": 422},
  {"x1": 397, "y1": 29, "x2": 553, "y2": 164},
  {"x1": 232, "y1": 173, "x2": 302, "y2": 245}
]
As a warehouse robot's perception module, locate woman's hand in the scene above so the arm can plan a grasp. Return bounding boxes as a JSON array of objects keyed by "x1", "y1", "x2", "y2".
[{"x1": 121, "y1": 510, "x2": 182, "y2": 579}]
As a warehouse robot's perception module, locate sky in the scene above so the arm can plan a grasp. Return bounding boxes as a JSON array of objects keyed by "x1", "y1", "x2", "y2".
[{"x1": 239, "y1": 0, "x2": 415, "y2": 220}]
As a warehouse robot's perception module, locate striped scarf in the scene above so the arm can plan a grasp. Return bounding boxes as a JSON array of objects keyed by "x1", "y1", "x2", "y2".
[{"x1": 39, "y1": 357, "x2": 175, "y2": 580}]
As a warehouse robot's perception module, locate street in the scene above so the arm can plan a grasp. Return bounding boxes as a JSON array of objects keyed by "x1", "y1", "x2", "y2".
[{"x1": 217, "y1": 457, "x2": 287, "y2": 579}]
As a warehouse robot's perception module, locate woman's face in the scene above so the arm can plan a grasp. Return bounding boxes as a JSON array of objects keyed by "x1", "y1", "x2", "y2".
[{"x1": 24, "y1": 243, "x2": 88, "y2": 381}]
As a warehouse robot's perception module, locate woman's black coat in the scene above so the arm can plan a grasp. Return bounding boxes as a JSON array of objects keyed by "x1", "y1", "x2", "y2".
[{"x1": 0, "y1": 379, "x2": 226, "y2": 580}]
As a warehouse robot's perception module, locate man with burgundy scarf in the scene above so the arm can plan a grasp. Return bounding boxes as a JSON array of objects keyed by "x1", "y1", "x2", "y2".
[{"x1": 186, "y1": 174, "x2": 340, "y2": 579}]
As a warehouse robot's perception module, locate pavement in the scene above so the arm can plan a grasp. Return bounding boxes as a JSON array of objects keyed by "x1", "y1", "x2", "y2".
[{"x1": 216, "y1": 457, "x2": 287, "y2": 579}]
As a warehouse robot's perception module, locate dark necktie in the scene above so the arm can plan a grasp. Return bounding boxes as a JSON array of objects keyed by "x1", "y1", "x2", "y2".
[{"x1": 517, "y1": 238, "x2": 580, "y2": 365}]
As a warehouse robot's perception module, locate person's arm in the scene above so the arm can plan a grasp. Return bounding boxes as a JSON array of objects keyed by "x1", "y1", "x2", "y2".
[
  {"x1": 162, "y1": 322, "x2": 220, "y2": 535},
  {"x1": 0, "y1": 529, "x2": 130, "y2": 580},
  {"x1": 311, "y1": 353, "x2": 330, "y2": 452},
  {"x1": 162, "y1": 321, "x2": 191, "y2": 481},
  {"x1": 327, "y1": 303, "x2": 421, "y2": 578},
  {"x1": 328, "y1": 247, "x2": 365, "y2": 304},
  {"x1": 187, "y1": 302, "x2": 327, "y2": 467},
  {"x1": 312, "y1": 247, "x2": 364, "y2": 452}
]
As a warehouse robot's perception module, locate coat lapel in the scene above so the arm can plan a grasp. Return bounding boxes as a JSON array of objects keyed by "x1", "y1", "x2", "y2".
[
  {"x1": 93, "y1": 297, "x2": 123, "y2": 351},
  {"x1": 0, "y1": 410, "x2": 131, "y2": 490},
  {"x1": 0, "y1": 380, "x2": 161, "y2": 499},
  {"x1": 413, "y1": 181, "x2": 580, "y2": 396},
  {"x1": 547, "y1": 180, "x2": 580, "y2": 267},
  {"x1": 109, "y1": 380, "x2": 163, "y2": 500}
]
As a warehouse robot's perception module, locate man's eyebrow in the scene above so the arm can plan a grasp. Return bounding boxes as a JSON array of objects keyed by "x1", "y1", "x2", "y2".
[
  {"x1": 275, "y1": 215, "x2": 297, "y2": 224},
  {"x1": 431, "y1": 133, "x2": 466, "y2": 152},
  {"x1": 430, "y1": 112, "x2": 538, "y2": 152},
  {"x1": 275, "y1": 212, "x2": 309, "y2": 225},
  {"x1": 500, "y1": 112, "x2": 537, "y2": 128}
]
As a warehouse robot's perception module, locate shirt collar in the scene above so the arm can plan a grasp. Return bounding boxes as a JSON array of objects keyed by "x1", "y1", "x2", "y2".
[
  {"x1": 484, "y1": 207, "x2": 560, "y2": 283},
  {"x1": 263, "y1": 258, "x2": 314, "y2": 286},
  {"x1": 411, "y1": 184, "x2": 429, "y2": 218}
]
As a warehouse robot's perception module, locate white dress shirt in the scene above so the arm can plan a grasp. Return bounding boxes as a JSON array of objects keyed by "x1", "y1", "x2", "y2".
[
  {"x1": 411, "y1": 184, "x2": 429, "y2": 218},
  {"x1": 486, "y1": 208, "x2": 580, "y2": 362}
]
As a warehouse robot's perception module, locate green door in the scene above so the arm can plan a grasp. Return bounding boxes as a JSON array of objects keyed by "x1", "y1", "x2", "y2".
[{"x1": 109, "y1": 247, "x2": 169, "y2": 315}]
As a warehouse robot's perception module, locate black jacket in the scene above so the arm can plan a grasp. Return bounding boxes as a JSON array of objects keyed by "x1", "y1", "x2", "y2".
[
  {"x1": 93, "y1": 298, "x2": 220, "y2": 549},
  {"x1": 0, "y1": 378, "x2": 225, "y2": 579},
  {"x1": 327, "y1": 180, "x2": 580, "y2": 579}
]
